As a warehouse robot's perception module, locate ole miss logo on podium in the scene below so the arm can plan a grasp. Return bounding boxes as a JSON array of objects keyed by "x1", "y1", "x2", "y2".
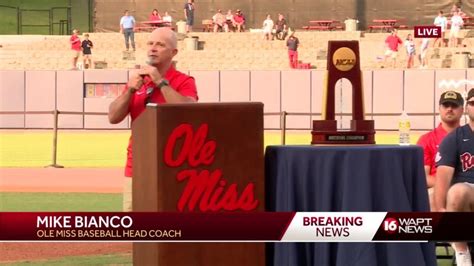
[{"x1": 414, "y1": 26, "x2": 442, "y2": 38}]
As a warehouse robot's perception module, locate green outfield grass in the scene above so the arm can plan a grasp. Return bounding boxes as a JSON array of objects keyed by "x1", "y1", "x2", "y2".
[
  {"x1": 0, "y1": 131, "x2": 421, "y2": 168},
  {"x1": 0, "y1": 0, "x2": 90, "y2": 34},
  {"x1": 0, "y1": 192, "x2": 121, "y2": 211}
]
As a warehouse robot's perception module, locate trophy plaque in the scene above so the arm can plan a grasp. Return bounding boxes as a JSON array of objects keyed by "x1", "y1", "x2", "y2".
[{"x1": 311, "y1": 41, "x2": 375, "y2": 144}]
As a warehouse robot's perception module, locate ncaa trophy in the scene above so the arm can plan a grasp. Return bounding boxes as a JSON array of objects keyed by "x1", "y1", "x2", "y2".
[{"x1": 311, "y1": 41, "x2": 375, "y2": 144}]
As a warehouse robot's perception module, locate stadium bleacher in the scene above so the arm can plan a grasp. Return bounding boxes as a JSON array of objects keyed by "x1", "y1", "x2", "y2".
[{"x1": 0, "y1": 30, "x2": 473, "y2": 71}]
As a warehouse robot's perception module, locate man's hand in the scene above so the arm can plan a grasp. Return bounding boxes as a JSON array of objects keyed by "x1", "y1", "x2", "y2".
[
  {"x1": 138, "y1": 65, "x2": 162, "y2": 86},
  {"x1": 127, "y1": 70, "x2": 144, "y2": 92}
]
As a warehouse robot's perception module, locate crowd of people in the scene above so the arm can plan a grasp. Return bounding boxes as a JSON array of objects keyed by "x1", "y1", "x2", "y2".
[
  {"x1": 383, "y1": 4, "x2": 469, "y2": 69},
  {"x1": 211, "y1": 9, "x2": 245, "y2": 33}
]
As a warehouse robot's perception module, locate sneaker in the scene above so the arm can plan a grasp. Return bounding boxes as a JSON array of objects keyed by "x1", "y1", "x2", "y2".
[{"x1": 455, "y1": 251, "x2": 472, "y2": 266}]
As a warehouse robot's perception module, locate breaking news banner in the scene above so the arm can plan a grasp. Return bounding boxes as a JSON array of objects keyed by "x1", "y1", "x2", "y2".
[{"x1": 0, "y1": 212, "x2": 473, "y2": 242}]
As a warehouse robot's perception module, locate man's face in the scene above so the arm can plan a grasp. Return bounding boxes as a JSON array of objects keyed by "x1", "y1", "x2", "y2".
[
  {"x1": 146, "y1": 30, "x2": 176, "y2": 67},
  {"x1": 440, "y1": 102, "x2": 463, "y2": 124},
  {"x1": 467, "y1": 98, "x2": 474, "y2": 122}
]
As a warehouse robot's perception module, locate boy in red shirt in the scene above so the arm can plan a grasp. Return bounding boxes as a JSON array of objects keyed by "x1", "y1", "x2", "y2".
[{"x1": 383, "y1": 29, "x2": 402, "y2": 68}]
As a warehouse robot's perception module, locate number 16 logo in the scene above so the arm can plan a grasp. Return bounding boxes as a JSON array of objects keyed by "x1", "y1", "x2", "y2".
[{"x1": 383, "y1": 218, "x2": 399, "y2": 234}]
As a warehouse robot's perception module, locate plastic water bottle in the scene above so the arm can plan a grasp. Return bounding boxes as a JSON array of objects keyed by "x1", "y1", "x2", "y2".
[{"x1": 398, "y1": 111, "x2": 411, "y2": 145}]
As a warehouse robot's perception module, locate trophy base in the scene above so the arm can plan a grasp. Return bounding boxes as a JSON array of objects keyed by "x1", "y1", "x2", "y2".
[
  {"x1": 311, "y1": 119, "x2": 375, "y2": 144},
  {"x1": 311, "y1": 130, "x2": 375, "y2": 144}
]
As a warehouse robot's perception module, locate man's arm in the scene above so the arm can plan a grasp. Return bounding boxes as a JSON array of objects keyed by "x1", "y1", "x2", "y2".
[
  {"x1": 108, "y1": 72, "x2": 143, "y2": 124},
  {"x1": 161, "y1": 85, "x2": 196, "y2": 103},
  {"x1": 140, "y1": 65, "x2": 197, "y2": 104},
  {"x1": 108, "y1": 89, "x2": 134, "y2": 124},
  {"x1": 433, "y1": 165, "x2": 455, "y2": 211},
  {"x1": 424, "y1": 166, "x2": 435, "y2": 188}
]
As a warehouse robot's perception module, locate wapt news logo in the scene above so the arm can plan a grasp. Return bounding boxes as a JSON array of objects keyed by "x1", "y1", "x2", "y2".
[{"x1": 383, "y1": 217, "x2": 433, "y2": 234}]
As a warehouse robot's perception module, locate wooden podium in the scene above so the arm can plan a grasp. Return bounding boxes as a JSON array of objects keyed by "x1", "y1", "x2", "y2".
[{"x1": 132, "y1": 102, "x2": 265, "y2": 266}]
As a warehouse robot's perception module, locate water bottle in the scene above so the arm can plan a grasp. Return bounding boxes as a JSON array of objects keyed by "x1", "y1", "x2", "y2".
[{"x1": 398, "y1": 111, "x2": 411, "y2": 145}]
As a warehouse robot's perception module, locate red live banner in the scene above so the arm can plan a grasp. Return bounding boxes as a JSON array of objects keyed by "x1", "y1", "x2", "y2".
[
  {"x1": 1, "y1": 212, "x2": 473, "y2": 242},
  {"x1": 414, "y1": 25, "x2": 442, "y2": 38}
]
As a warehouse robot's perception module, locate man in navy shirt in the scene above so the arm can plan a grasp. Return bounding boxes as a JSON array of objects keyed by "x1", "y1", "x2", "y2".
[{"x1": 435, "y1": 88, "x2": 474, "y2": 266}]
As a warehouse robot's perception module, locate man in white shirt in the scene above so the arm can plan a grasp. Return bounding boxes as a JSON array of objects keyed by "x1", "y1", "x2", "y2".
[
  {"x1": 434, "y1": 10, "x2": 448, "y2": 47},
  {"x1": 449, "y1": 11, "x2": 464, "y2": 47}
]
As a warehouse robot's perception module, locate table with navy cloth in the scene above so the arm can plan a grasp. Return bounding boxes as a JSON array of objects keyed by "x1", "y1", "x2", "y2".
[{"x1": 265, "y1": 145, "x2": 436, "y2": 266}]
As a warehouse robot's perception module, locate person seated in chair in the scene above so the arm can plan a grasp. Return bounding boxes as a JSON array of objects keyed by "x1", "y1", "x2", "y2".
[
  {"x1": 149, "y1": 9, "x2": 161, "y2": 27},
  {"x1": 212, "y1": 9, "x2": 227, "y2": 32},
  {"x1": 275, "y1": 13, "x2": 288, "y2": 40},
  {"x1": 233, "y1": 9, "x2": 245, "y2": 32},
  {"x1": 225, "y1": 10, "x2": 236, "y2": 32}
]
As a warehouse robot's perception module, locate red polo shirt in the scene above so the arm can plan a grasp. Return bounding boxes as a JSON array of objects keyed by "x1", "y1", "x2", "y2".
[
  {"x1": 70, "y1": 35, "x2": 81, "y2": 51},
  {"x1": 385, "y1": 35, "x2": 402, "y2": 52},
  {"x1": 416, "y1": 123, "x2": 448, "y2": 176},
  {"x1": 124, "y1": 66, "x2": 198, "y2": 177}
]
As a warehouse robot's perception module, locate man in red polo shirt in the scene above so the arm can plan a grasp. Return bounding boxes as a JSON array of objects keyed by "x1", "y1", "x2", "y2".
[
  {"x1": 108, "y1": 27, "x2": 198, "y2": 211},
  {"x1": 417, "y1": 90, "x2": 463, "y2": 210}
]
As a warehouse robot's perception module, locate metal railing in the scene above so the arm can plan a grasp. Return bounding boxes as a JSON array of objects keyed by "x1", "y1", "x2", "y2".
[{"x1": 0, "y1": 110, "x2": 438, "y2": 168}]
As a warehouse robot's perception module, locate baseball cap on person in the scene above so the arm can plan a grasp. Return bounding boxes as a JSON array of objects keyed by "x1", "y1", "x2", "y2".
[
  {"x1": 467, "y1": 88, "x2": 474, "y2": 102},
  {"x1": 439, "y1": 90, "x2": 464, "y2": 106}
]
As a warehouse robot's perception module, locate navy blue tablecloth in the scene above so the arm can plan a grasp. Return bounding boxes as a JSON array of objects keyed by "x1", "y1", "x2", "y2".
[{"x1": 265, "y1": 145, "x2": 436, "y2": 266}]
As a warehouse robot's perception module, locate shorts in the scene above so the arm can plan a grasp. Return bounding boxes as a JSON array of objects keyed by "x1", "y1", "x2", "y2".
[
  {"x1": 449, "y1": 29, "x2": 460, "y2": 38},
  {"x1": 384, "y1": 49, "x2": 398, "y2": 59},
  {"x1": 72, "y1": 50, "x2": 80, "y2": 58},
  {"x1": 186, "y1": 14, "x2": 194, "y2": 26},
  {"x1": 420, "y1": 50, "x2": 427, "y2": 59}
]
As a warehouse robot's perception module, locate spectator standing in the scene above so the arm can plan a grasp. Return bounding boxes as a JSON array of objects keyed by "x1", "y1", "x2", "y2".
[
  {"x1": 419, "y1": 38, "x2": 430, "y2": 68},
  {"x1": 184, "y1": 0, "x2": 195, "y2": 33},
  {"x1": 286, "y1": 30, "x2": 299, "y2": 68},
  {"x1": 434, "y1": 11, "x2": 448, "y2": 47},
  {"x1": 449, "y1": 11, "x2": 464, "y2": 47},
  {"x1": 70, "y1": 29, "x2": 81, "y2": 70},
  {"x1": 120, "y1": 10, "x2": 136, "y2": 51},
  {"x1": 384, "y1": 29, "x2": 402, "y2": 68},
  {"x1": 263, "y1": 14, "x2": 274, "y2": 40},
  {"x1": 81, "y1": 33, "x2": 93, "y2": 69},
  {"x1": 404, "y1": 34, "x2": 416, "y2": 68}
]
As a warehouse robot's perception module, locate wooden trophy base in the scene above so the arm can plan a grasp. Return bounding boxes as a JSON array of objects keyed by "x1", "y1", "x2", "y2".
[{"x1": 311, "y1": 120, "x2": 375, "y2": 145}]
